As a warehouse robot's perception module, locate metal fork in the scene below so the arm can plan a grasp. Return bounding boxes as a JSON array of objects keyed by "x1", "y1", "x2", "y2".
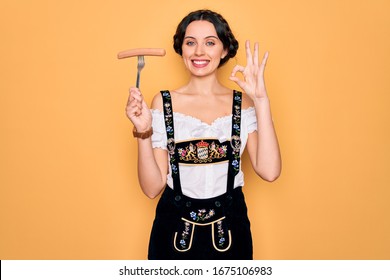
[{"x1": 136, "y1": 55, "x2": 145, "y2": 88}]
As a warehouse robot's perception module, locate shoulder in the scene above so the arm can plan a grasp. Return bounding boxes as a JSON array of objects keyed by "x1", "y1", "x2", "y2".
[
  {"x1": 151, "y1": 91, "x2": 165, "y2": 111},
  {"x1": 239, "y1": 90, "x2": 254, "y2": 110}
]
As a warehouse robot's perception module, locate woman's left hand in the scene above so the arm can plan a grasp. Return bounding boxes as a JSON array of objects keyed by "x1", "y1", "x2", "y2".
[{"x1": 229, "y1": 40, "x2": 269, "y2": 100}]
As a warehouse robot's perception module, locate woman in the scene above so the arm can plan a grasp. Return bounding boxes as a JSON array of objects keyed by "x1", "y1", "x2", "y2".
[{"x1": 126, "y1": 9, "x2": 281, "y2": 259}]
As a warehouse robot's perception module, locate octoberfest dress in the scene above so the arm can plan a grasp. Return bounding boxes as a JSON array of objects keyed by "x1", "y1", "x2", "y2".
[{"x1": 148, "y1": 90, "x2": 257, "y2": 260}]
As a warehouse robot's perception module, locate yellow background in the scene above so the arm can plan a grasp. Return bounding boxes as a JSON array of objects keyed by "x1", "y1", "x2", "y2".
[{"x1": 1, "y1": 0, "x2": 389, "y2": 259}]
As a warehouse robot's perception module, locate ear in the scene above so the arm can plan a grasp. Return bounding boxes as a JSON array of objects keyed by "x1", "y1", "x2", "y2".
[{"x1": 221, "y1": 48, "x2": 228, "y2": 59}]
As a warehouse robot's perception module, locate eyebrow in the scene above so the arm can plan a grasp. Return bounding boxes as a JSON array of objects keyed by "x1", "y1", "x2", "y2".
[{"x1": 184, "y1": 35, "x2": 220, "y2": 40}]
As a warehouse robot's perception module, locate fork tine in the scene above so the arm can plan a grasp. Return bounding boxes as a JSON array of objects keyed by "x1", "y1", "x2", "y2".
[{"x1": 136, "y1": 55, "x2": 145, "y2": 88}]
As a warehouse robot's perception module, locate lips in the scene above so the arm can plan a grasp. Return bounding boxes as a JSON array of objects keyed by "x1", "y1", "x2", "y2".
[{"x1": 191, "y1": 60, "x2": 210, "y2": 68}]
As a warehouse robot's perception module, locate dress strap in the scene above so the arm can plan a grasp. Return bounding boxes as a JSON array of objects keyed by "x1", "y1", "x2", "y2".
[
  {"x1": 160, "y1": 90, "x2": 183, "y2": 198},
  {"x1": 226, "y1": 90, "x2": 242, "y2": 195}
]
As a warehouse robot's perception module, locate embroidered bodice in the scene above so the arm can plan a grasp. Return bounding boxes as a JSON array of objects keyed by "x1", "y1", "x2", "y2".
[{"x1": 151, "y1": 107, "x2": 257, "y2": 199}]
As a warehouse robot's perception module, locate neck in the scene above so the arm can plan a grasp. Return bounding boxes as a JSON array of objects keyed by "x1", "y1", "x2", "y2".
[{"x1": 183, "y1": 74, "x2": 227, "y2": 95}]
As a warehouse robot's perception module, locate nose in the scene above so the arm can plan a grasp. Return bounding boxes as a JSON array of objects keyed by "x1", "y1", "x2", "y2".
[{"x1": 195, "y1": 43, "x2": 204, "y2": 56}]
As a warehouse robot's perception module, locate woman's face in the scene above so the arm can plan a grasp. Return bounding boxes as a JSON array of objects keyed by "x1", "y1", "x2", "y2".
[{"x1": 181, "y1": 20, "x2": 228, "y2": 77}]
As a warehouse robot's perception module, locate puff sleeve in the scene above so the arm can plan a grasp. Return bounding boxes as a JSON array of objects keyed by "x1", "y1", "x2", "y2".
[
  {"x1": 243, "y1": 107, "x2": 257, "y2": 134},
  {"x1": 150, "y1": 109, "x2": 167, "y2": 150}
]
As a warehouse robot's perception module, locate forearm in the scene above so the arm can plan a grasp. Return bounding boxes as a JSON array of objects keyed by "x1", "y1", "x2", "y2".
[
  {"x1": 253, "y1": 97, "x2": 281, "y2": 181},
  {"x1": 136, "y1": 138, "x2": 167, "y2": 198}
]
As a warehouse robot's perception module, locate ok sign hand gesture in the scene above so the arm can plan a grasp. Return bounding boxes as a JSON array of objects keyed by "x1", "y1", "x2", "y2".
[{"x1": 229, "y1": 40, "x2": 269, "y2": 100}]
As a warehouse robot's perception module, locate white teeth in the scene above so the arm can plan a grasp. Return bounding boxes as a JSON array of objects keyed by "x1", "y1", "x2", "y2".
[{"x1": 193, "y1": 60, "x2": 208, "y2": 65}]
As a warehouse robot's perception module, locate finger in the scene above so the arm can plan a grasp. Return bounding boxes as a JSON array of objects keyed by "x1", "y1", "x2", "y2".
[
  {"x1": 130, "y1": 106, "x2": 142, "y2": 118},
  {"x1": 128, "y1": 87, "x2": 139, "y2": 104},
  {"x1": 126, "y1": 101, "x2": 141, "y2": 116},
  {"x1": 262, "y1": 51, "x2": 269, "y2": 65},
  {"x1": 259, "y1": 51, "x2": 269, "y2": 77},
  {"x1": 126, "y1": 103, "x2": 141, "y2": 118},
  {"x1": 245, "y1": 40, "x2": 253, "y2": 65},
  {"x1": 128, "y1": 90, "x2": 143, "y2": 104},
  {"x1": 141, "y1": 99, "x2": 150, "y2": 111},
  {"x1": 129, "y1": 87, "x2": 141, "y2": 95},
  {"x1": 253, "y1": 42, "x2": 259, "y2": 67},
  {"x1": 129, "y1": 87, "x2": 142, "y2": 97},
  {"x1": 132, "y1": 92, "x2": 143, "y2": 102},
  {"x1": 229, "y1": 75, "x2": 246, "y2": 90},
  {"x1": 230, "y1": 64, "x2": 245, "y2": 77},
  {"x1": 127, "y1": 93, "x2": 143, "y2": 107},
  {"x1": 127, "y1": 93, "x2": 139, "y2": 106}
]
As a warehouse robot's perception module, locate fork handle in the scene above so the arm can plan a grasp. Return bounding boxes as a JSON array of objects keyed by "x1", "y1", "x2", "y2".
[{"x1": 136, "y1": 71, "x2": 141, "y2": 88}]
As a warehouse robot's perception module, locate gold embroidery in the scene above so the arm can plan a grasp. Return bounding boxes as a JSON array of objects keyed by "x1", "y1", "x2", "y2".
[{"x1": 178, "y1": 140, "x2": 227, "y2": 163}]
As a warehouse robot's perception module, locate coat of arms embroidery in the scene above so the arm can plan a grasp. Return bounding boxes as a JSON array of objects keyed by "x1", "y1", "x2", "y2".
[
  {"x1": 178, "y1": 139, "x2": 227, "y2": 164},
  {"x1": 196, "y1": 140, "x2": 209, "y2": 160}
]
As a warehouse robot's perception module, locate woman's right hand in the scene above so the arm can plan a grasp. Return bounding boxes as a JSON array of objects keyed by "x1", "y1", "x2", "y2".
[{"x1": 126, "y1": 87, "x2": 152, "y2": 132}]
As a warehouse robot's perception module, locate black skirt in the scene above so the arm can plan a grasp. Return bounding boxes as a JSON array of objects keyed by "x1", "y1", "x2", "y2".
[{"x1": 148, "y1": 186, "x2": 253, "y2": 260}]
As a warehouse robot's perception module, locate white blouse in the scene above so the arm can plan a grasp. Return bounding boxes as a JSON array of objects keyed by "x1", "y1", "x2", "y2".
[{"x1": 151, "y1": 107, "x2": 257, "y2": 199}]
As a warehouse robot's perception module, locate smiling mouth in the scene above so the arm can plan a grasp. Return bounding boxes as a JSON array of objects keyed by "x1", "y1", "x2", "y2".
[{"x1": 192, "y1": 60, "x2": 209, "y2": 67}]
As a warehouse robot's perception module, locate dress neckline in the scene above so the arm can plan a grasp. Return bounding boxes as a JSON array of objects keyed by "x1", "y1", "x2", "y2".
[{"x1": 151, "y1": 107, "x2": 254, "y2": 127}]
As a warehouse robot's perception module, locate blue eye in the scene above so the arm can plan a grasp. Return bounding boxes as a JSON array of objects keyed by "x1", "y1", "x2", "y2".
[
  {"x1": 206, "y1": 41, "x2": 215, "y2": 46},
  {"x1": 185, "y1": 41, "x2": 195, "y2": 46}
]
